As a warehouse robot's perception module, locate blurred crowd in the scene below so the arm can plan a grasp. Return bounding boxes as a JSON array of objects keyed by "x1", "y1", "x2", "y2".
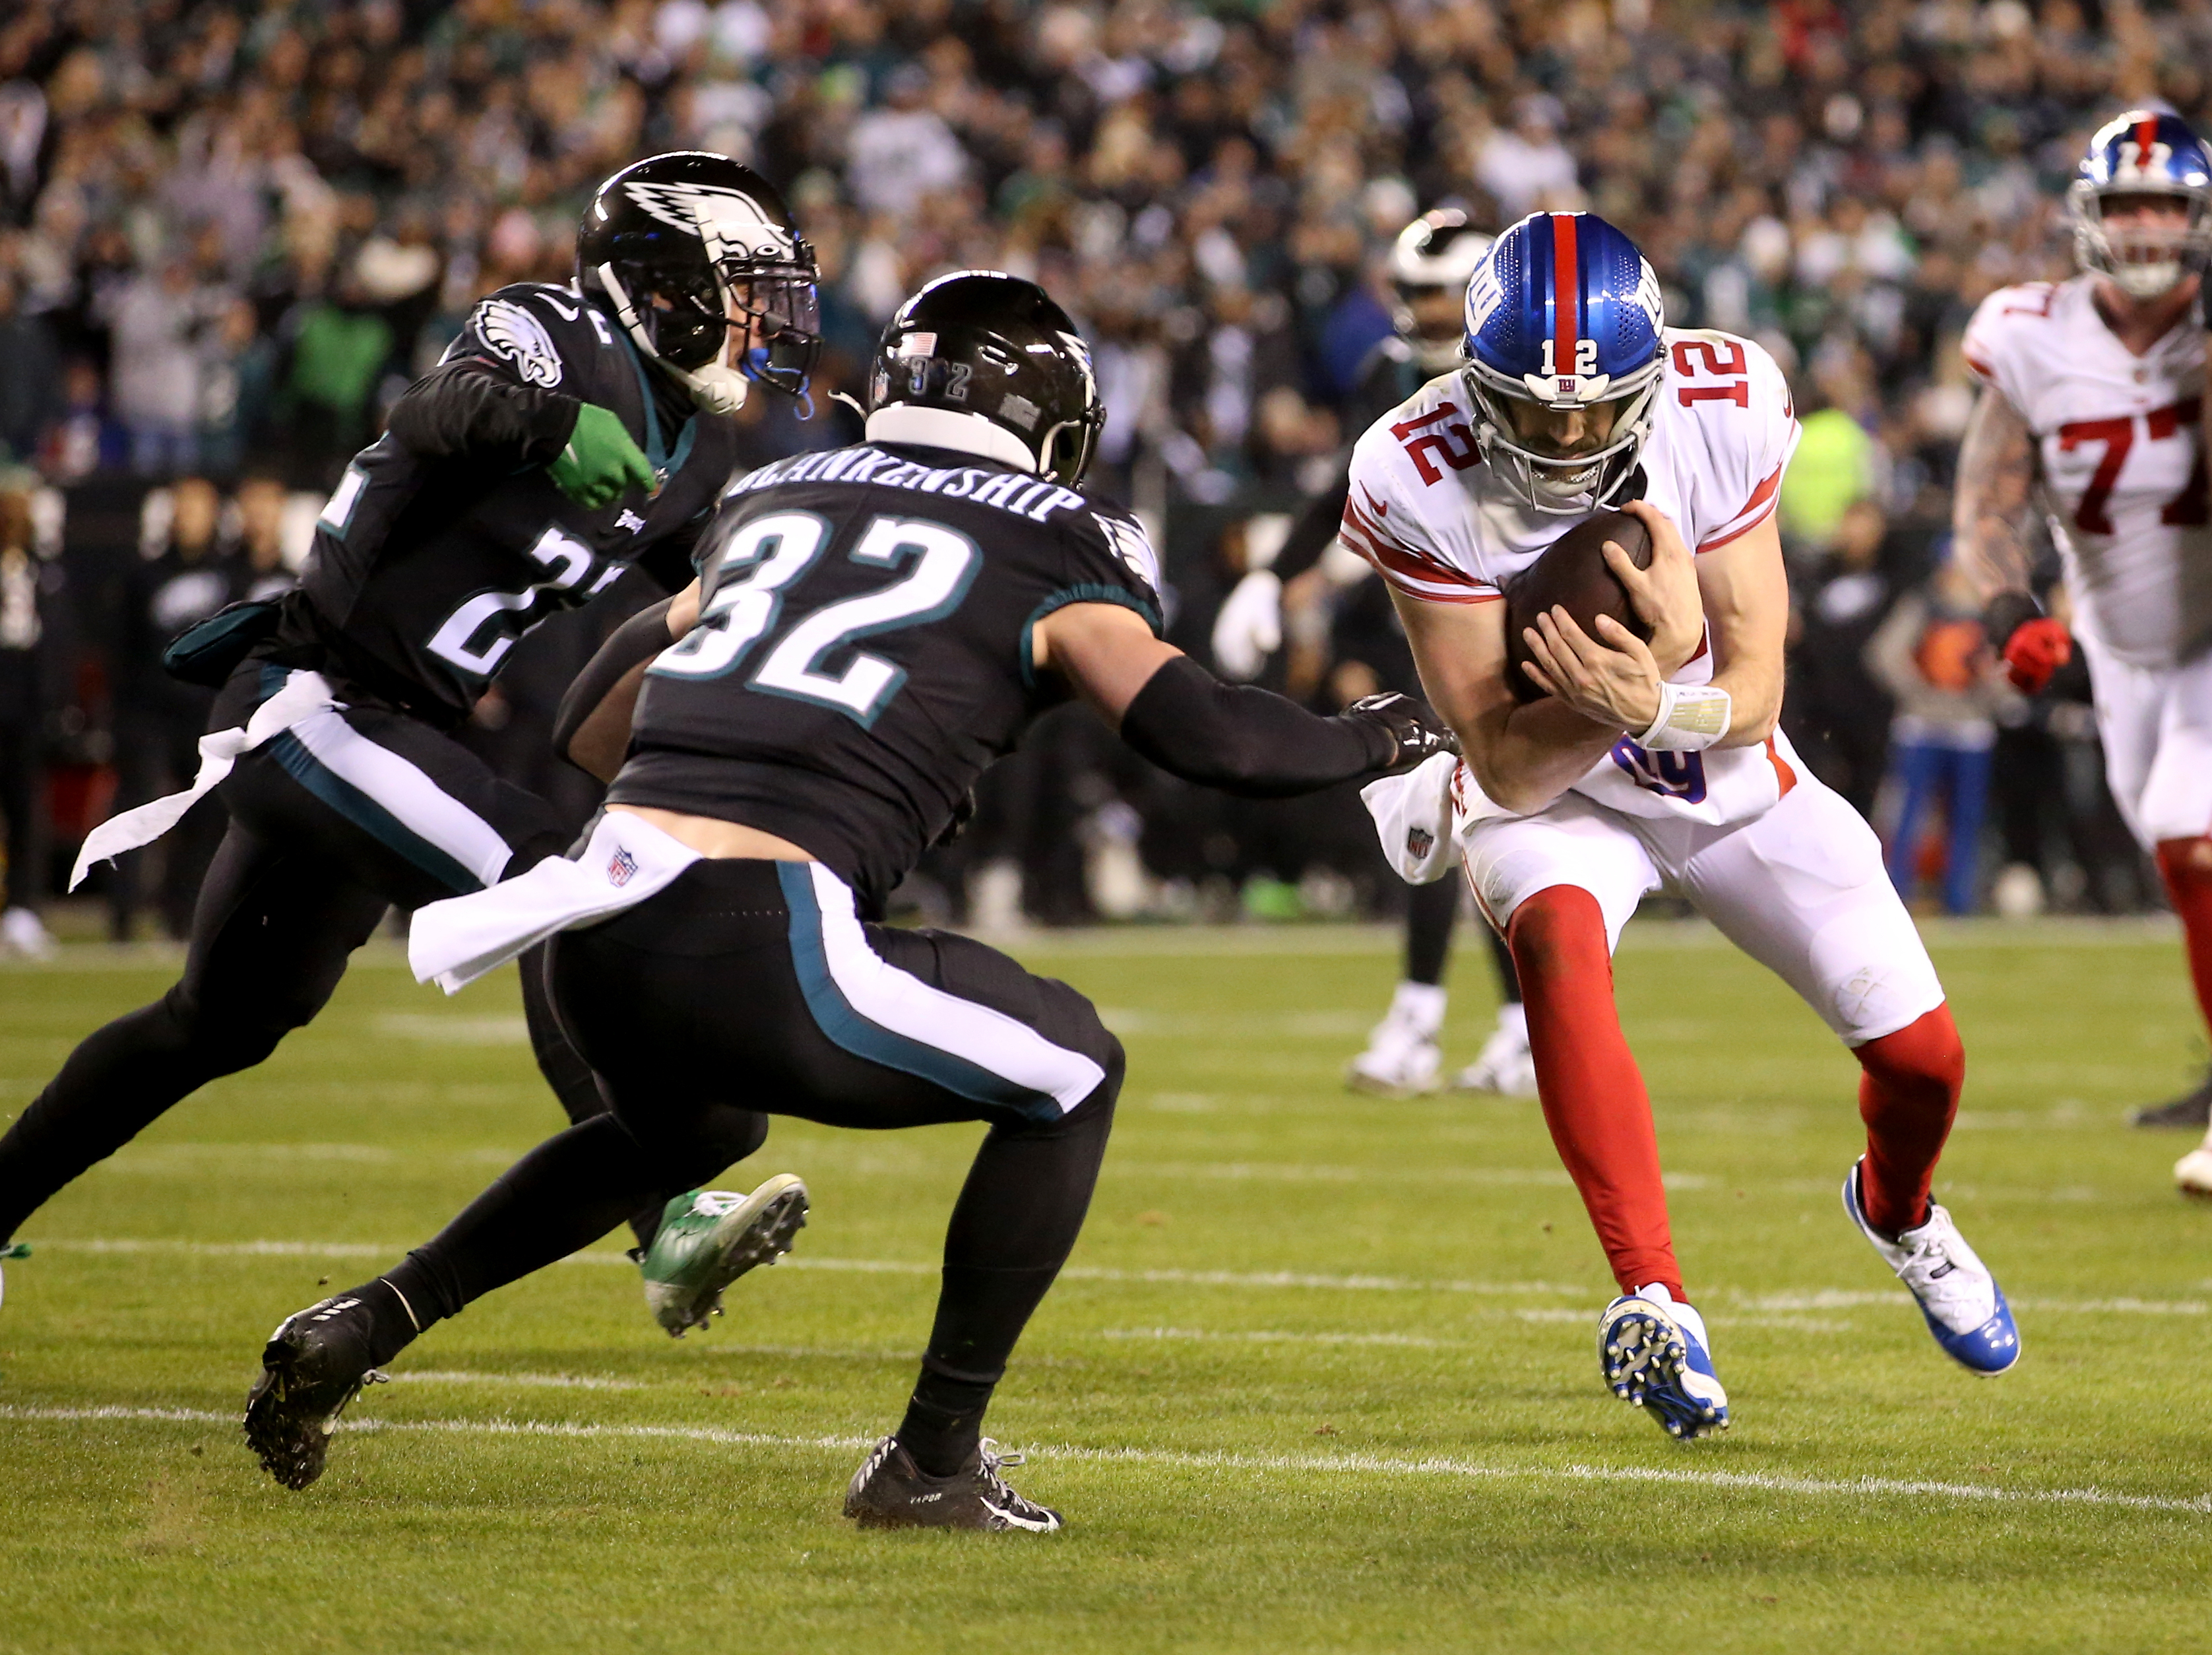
[{"x1": 0, "y1": 0, "x2": 2198, "y2": 940}]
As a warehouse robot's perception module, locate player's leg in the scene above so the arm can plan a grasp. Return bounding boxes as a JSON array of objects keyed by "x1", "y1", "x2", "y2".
[
  {"x1": 247, "y1": 860, "x2": 1115, "y2": 1525},
  {"x1": 1942, "y1": 742, "x2": 1993, "y2": 917},
  {"x1": 0, "y1": 815, "x2": 389, "y2": 1246},
  {"x1": 2074, "y1": 647, "x2": 2212, "y2": 1126},
  {"x1": 1462, "y1": 800, "x2": 1726, "y2": 1437},
  {"x1": 2127, "y1": 654, "x2": 2212, "y2": 1175},
  {"x1": 249, "y1": 696, "x2": 719, "y2": 1240},
  {"x1": 1883, "y1": 735, "x2": 1941, "y2": 903},
  {"x1": 1347, "y1": 874, "x2": 1457, "y2": 1095},
  {"x1": 1678, "y1": 776, "x2": 2017, "y2": 1374}
]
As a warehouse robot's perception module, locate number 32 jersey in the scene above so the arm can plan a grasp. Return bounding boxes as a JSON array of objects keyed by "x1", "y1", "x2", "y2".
[
  {"x1": 1963, "y1": 276, "x2": 2211, "y2": 668},
  {"x1": 1341, "y1": 327, "x2": 1802, "y2": 827},
  {"x1": 614, "y1": 442, "x2": 1163, "y2": 915}
]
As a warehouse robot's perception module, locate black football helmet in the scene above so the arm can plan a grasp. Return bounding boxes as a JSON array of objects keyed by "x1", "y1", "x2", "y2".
[
  {"x1": 866, "y1": 271, "x2": 1104, "y2": 487},
  {"x1": 1388, "y1": 209, "x2": 1493, "y2": 373},
  {"x1": 576, "y1": 151, "x2": 820, "y2": 415}
]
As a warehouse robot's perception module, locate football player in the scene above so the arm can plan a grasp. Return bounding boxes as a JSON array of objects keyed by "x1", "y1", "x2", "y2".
[
  {"x1": 1955, "y1": 113, "x2": 2212, "y2": 1165},
  {"x1": 1213, "y1": 210, "x2": 1536, "y2": 1097},
  {"x1": 1353, "y1": 213, "x2": 2019, "y2": 1438},
  {"x1": 0, "y1": 154, "x2": 820, "y2": 1330},
  {"x1": 240, "y1": 271, "x2": 1456, "y2": 1527}
]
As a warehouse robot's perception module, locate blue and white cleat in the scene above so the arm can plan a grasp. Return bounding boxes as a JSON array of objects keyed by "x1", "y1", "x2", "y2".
[
  {"x1": 1596, "y1": 1284, "x2": 1729, "y2": 1440},
  {"x1": 0, "y1": 1241, "x2": 25, "y2": 1313},
  {"x1": 1843, "y1": 1158, "x2": 2019, "y2": 1376}
]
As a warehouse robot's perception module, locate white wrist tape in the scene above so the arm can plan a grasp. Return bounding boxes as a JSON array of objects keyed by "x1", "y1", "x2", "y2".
[{"x1": 1635, "y1": 682, "x2": 1732, "y2": 750}]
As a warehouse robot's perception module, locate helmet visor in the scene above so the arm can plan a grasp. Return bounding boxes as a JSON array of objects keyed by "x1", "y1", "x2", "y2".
[{"x1": 728, "y1": 270, "x2": 821, "y2": 399}]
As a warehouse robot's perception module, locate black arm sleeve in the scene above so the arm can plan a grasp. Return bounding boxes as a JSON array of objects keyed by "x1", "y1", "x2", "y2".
[
  {"x1": 385, "y1": 360, "x2": 581, "y2": 467},
  {"x1": 1271, "y1": 463, "x2": 1354, "y2": 583},
  {"x1": 552, "y1": 597, "x2": 674, "y2": 762},
  {"x1": 1118, "y1": 653, "x2": 1394, "y2": 798}
]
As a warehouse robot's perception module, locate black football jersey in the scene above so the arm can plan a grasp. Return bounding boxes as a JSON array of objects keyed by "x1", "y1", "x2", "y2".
[
  {"x1": 612, "y1": 441, "x2": 1164, "y2": 913},
  {"x1": 273, "y1": 282, "x2": 742, "y2": 726}
]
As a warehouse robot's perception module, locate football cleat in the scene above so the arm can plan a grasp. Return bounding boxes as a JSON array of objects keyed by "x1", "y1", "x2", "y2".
[
  {"x1": 639, "y1": 1175, "x2": 809, "y2": 1338},
  {"x1": 843, "y1": 1434, "x2": 1062, "y2": 1532},
  {"x1": 1843, "y1": 1159, "x2": 2020, "y2": 1375},
  {"x1": 0, "y1": 1241, "x2": 26, "y2": 1311},
  {"x1": 1451, "y1": 1011, "x2": 1537, "y2": 1096},
  {"x1": 1346, "y1": 983, "x2": 1445, "y2": 1097},
  {"x1": 2173, "y1": 1135, "x2": 2212, "y2": 1200},
  {"x1": 2132, "y1": 1068, "x2": 2212, "y2": 1130},
  {"x1": 243, "y1": 1295, "x2": 389, "y2": 1489},
  {"x1": 1596, "y1": 1285, "x2": 1728, "y2": 1440}
]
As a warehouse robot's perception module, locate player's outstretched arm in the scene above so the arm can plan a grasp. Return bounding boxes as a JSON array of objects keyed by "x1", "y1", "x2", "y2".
[
  {"x1": 1953, "y1": 387, "x2": 2038, "y2": 602},
  {"x1": 554, "y1": 580, "x2": 703, "y2": 781},
  {"x1": 387, "y1": 363, "x2": 654, "y2": 509},
  {"x1": 1036, "y1": 600, "x2": 1454, "y2": 796}
]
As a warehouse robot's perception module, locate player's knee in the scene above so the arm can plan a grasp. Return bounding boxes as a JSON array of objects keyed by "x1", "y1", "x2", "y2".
[
  {"x1": 621, "y1": 1100, "x2": 767, "y2": 1186},
  {"x1": 1856, "y1": 1004, "x2": 1965, "y2": 1107},
  {"x1": 1505, "y1": 885, "x2": 1608, "y2": 981},
  {"x1": 165, "y1": 982, "x2": 310, "y2": 1072}
]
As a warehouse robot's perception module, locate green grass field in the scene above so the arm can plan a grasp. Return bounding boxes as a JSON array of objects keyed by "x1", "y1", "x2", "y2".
[{"x1": 3, "y1": 919, "x2": 2210, "y2": 1653}]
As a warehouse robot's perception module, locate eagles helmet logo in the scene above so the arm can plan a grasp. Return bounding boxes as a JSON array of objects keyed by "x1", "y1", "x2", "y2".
[
  {"x1": 475, "y1": 300, "x2": 565, "y2": 389},
  {"x1": 620, "y1": 180, "x2": 797, "y2": 261}
]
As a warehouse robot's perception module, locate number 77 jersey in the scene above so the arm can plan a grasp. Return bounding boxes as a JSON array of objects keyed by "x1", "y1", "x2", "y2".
[
  {"x1": 1340, "y1": 326, "x2": 1802, "y2": 827},
  {"x1": 1963, "y1": 275, "x2": 2212, "y2": 668}
]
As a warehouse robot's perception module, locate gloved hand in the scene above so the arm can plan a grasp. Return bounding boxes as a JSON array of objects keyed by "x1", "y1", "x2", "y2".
[
  {"x1": 2000, "y1": 616, "x2": 2072, "y2": 694},
  {"x1": 1344, "y1": 692, "x2": 1460, "y2": 769},
  {"x1": 548, "y1": 403, "x2": 656, "y2": 508},
  {"x1": 1211, "y1": 569, "x2": 1282, "y2": 681}
]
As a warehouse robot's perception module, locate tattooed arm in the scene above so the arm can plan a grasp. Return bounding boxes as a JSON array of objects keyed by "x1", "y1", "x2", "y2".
[{"x1": 1952, "y1": 386, "x2": 2039, "y2": 603}]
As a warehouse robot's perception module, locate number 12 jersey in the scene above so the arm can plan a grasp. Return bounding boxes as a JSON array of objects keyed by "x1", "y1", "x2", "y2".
[
  {"x1": 1340, "y1": 327, "x2": 1801, "y2": 828},
  {"x1": 614, "y1": 442, "x2": 1164, "y2": 915}
]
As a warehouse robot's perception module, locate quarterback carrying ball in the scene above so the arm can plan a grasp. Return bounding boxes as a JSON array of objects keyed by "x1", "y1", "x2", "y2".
[{"x1": 1354, "y1": 212, "x2": 2020, "y2": 1435}]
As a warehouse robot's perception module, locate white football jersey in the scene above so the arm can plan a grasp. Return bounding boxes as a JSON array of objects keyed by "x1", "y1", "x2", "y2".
[
  {"x1": 1340, "y1": 328, "x2": 1802, "y2": 827},
  {"x1": 1962, "y1": 275, "x2": 2212, "y2": 668}
]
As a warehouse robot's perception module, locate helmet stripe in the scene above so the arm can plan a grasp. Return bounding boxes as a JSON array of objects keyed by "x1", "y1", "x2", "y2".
[
  {"x1": 2135, "y1": 114, "x2": 2159, "y2": 165},
  {"x1": 1550, "y1": 212, "x2": 1579, "y2": 379}
]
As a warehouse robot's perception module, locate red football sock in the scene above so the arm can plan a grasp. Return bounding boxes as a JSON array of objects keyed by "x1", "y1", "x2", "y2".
[
  {"x1": 1853, "y1": 1004, "x2": 1965, "y2": 1237},
  {"x1": 1507, "y1": 886, "x2": 1682, "y2": 1300},
  {"x1": 2155, "y1": 838, "x2": 2212, "y2": 1041}
]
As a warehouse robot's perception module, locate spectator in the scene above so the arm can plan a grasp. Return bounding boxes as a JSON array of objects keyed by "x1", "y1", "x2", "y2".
[
  {"x1": 105, "y1": 255, "x2": 220, "y2": 476},
  {"x1": 1785, "y1": 498, "x2": 1899, "y2": 817},
  {"x1": 1866, "y1": 556, "x2": 2014, "y2": 916},
  {"x1": 0, "y1": 486, "x2": 58, "y2": 957},
  {"x1": 0, "y1": 270, "x2": 62, "y2": 463}
]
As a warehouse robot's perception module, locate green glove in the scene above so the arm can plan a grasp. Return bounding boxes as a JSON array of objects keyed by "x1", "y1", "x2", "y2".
[{"x1": 547, "y1": 403, "x2": 656, "y2": 508}]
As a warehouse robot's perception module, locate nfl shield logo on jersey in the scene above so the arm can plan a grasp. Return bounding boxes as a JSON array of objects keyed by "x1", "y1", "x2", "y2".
[{"x1": 607, "y1": 846, "x2": 639, "y2": 887}]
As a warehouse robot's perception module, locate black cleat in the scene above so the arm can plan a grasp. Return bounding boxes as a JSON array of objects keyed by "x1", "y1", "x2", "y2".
[
  {"x1": 843, "y1": 1435, "x2": 1063, "y2": 1532},
  {"x1": 243, "y1": 1296, "x2": 387, "y2": 1490},
  {"x1": 2132, "y1": 1070, "x2": 2212, "y2": 1130}
]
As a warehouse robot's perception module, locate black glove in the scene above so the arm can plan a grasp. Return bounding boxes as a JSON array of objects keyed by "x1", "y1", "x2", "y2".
[{"x1": 1344, "y1": 693, "x2": 1459, "y2": 771}]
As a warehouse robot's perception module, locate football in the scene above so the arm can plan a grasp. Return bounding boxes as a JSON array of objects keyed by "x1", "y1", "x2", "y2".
[{"x1": 1502, "y1": 509, "x2": 1655, "y2": 703}]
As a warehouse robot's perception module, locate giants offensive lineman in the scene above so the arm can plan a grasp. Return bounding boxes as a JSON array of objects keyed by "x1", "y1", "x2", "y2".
[
  {"x1": 1353, "y1": 213, "x2": 2019, "y2": 1435},
  {"x1": 1956, "y1": 112, "x2": 2212, "y2": 1180}
]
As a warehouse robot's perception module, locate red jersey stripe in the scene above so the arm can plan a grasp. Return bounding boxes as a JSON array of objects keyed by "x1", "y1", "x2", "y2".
[{"x1": 1696, "y1": 459, "x2": 1787, "y2": 552}]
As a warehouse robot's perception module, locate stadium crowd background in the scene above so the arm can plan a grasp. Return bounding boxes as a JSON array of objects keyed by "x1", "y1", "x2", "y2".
[{"x1": 0, "y1": 0, "x2": 2197, "y2": 940}]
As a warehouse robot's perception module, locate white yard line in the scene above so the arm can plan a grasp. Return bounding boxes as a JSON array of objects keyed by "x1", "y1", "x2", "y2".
[
  {"x1": 2, "y1": 1404, "x2": 2205, "y2": 1516},
  {"x1": 28, "y1": 1239, "x2": 2209, "y2": 1313}
]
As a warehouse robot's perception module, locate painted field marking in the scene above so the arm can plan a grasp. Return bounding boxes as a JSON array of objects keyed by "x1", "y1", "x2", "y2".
[
  {"x1": 3, "y1": 1404, "x2": 2205, "y2": 1516},
  {"x1": 28, "y1": 1239, "x2": 2209, "y2": 1314}
]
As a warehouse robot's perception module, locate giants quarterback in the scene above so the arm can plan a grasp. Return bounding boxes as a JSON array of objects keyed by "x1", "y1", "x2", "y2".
[{"x1": 1354, "y1": 212, "x2": 2019, "y2": 1437}]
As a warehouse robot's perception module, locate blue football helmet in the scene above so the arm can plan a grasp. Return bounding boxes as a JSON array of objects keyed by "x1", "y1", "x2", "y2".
[
  {"x1": 1461, "y1": 212, "x2": 1666, "y2": 514},
  {"x1": 2068, "y1": 110, "x2": 2212, "y2": 298}
]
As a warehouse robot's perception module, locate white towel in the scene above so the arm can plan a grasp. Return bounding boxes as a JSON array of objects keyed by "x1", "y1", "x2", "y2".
[
  {"x1": 1360, "y1": 751, "x2": 1463, "y2": 885},
  {"x1": 70, "y1": 670, "x2": 340, "y2": 890},
  {"x1": 407, "y1": 810, "x2": 703, "y2": 993}
]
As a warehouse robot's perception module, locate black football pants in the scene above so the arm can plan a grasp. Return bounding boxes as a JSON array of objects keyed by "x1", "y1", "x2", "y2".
[
  {"x1": 358, "y1": 858, "x2": 1122, "y2": 1453},
  {"x1": 0, "y1": 664, "x2": 701, "y2": 1245}
]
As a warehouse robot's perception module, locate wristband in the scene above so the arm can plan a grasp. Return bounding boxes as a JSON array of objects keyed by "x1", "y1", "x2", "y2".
[{"x1": 1635, "y1": 681, "x2": 1732, "y2": 750}]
